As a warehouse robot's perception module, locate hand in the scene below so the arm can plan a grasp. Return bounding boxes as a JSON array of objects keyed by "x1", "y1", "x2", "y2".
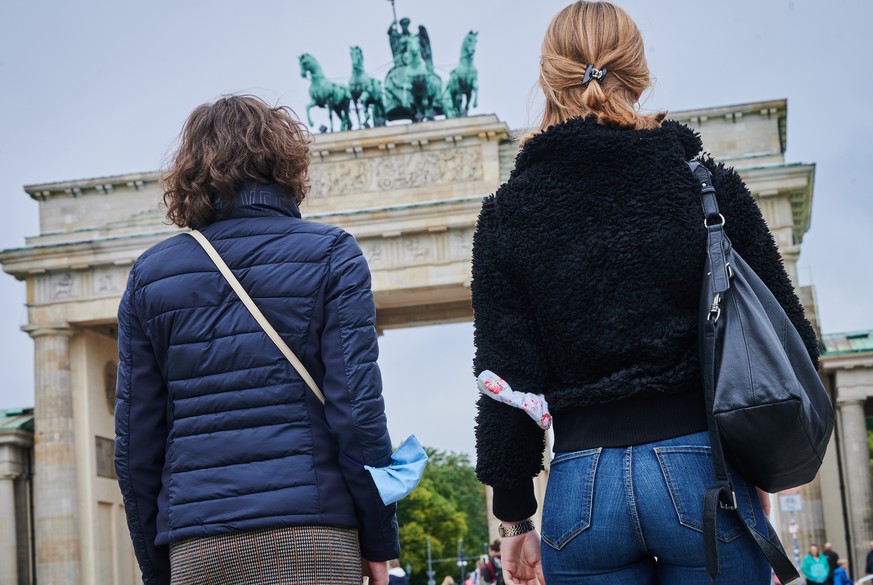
[
  {"x1": 362, "y1": 558, "x2": 388, "y2": 585},
  {"x1": 756, "y1": 487, "x2": 771, "y2": 517},
  {"x1": 500, "y1": 529, "x2": 546, "y2": 585}
]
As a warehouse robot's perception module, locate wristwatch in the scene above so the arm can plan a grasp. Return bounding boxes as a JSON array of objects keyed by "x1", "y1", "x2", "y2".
[{"x1": 498, "y1": 519, "x2": 535, "y2": 538}]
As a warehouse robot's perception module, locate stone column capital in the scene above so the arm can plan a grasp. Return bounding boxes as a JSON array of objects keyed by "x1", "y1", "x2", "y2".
[{"x1": 22, "y1": 324, "x2": 74, "y2": 339}]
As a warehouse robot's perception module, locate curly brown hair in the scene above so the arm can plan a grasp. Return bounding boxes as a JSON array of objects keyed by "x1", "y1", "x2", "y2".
[{"x1": 162, "y1": 94, "x2": 311, "y2": 229}]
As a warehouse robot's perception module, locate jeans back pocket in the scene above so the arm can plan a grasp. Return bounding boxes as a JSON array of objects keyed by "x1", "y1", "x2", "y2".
[
  {"x1": 541, "y1": 448, "x2": 601, "y2": 550},
  {"x1": 654, "y1": 445, "x2": 755, "y2": 543}
]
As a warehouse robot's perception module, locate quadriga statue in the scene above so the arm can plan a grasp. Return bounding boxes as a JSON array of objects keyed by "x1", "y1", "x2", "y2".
[{"x1": 299, "y1": 12, "x2": 479, "y2": 131}]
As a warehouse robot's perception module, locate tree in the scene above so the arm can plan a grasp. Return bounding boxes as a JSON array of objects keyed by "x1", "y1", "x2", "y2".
[
  {"x1": 868, "y1": 430, "x2": 873, "y2": 476},
  {"x1": 397, "y1": 448, "x2": 488, "y2": 585}
]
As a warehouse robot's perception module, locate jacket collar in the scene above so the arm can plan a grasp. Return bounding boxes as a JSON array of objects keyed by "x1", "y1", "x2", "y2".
[
  {"x1": 514, "y1": 116, "x2": 703, "y2": 175},
  {"x1": 223, "y1": 182, "x2": 301, "y2": 220}
]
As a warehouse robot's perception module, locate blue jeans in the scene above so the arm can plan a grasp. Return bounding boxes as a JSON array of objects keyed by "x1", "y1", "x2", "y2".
[{"x1": 540, "y1": 431, "x2": 770, "y2": 584}]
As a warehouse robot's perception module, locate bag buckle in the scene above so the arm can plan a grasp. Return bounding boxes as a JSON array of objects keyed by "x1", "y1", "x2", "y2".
[
  {"x1": 719, "y1": 490, "x2": 737, "y2": 511},
  {"x1": 703, "y1": 213, "x2": 726, "y2": 228},
  {"x1": 707, "y1": 293, "x2": 722, "y2": 322}
]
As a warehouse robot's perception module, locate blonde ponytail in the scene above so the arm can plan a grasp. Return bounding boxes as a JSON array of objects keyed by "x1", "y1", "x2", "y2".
[
  {"x1": 522, "y1": 1, "x2": 664, "y2": 145},
  {"x1": 581, "y1": 78, "x2": 607, "y2": 110}
]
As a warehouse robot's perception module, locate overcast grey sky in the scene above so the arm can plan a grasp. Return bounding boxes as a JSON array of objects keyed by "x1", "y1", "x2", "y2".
[{"x1": 1, "y1": 0, "x2": 870, "y2": 457}]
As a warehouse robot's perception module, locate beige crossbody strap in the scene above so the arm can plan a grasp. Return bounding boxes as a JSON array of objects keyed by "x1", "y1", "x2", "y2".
[{"x1": 187, "y1": 230, "x2": 326, "y2": 404}]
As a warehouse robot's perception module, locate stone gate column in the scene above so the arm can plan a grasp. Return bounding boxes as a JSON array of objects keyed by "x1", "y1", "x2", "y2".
[
  {"x1": 839, "y1": 398, "x2": 873, "y2": 569},
  {"x1": 29, "y1": 326, "x2": 81, "y2": 585},
  {"x1": 796, "y1": 477, "x2": 827, "y2": 553},
  {"x1": 0, "y1": 464, "x2": 18, "y2": 585}
]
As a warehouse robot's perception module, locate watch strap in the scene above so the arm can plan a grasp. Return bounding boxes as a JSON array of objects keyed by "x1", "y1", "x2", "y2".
[{"x1": 498, "y1": 519, "x2": 535, "y2": 538}]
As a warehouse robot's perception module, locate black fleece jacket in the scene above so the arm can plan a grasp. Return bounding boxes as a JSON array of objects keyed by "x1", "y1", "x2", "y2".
[{"x1": 471, "y1": 116, "x2": 819, "y2": 521}]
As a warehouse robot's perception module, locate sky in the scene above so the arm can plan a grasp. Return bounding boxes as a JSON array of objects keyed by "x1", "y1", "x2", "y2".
[{"x1": 0, "y1": 0, "x2": 870, "y2": 458}]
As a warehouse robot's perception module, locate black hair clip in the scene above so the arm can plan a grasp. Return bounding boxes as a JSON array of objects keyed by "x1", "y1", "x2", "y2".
[{"x1": 582, "y1": 64, "x2": 607, "y2": 85}]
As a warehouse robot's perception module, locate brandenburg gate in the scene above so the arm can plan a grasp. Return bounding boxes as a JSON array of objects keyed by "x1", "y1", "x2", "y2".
[{"x1": 2, "y1": 101, "x2": 872, "y2": 584}]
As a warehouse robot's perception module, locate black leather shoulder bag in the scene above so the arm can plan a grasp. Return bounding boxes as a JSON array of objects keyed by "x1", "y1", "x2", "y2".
[{"x1": 689, "y1": 161, "x2": 835, "y2": 584}]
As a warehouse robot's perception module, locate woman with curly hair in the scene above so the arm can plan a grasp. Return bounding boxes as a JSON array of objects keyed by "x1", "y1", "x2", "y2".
[{"x1": 115, "y1": 94, "x2": 398, "y2": 585}]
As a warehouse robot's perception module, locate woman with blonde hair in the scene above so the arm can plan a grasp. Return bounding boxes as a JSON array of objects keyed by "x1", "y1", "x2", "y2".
[{"x1": 472, "y1": 2, "x2": 818, "y2": 584}]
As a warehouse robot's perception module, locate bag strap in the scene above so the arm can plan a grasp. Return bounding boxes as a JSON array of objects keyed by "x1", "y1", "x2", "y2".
[
  {"x1": 688, "y1": 161, "x2": 731, "y2": 295},
  {"x1": 688, "y1": 161, "x2": 737, "y2": 495},
  {"x1": 687, "y1": 162, "x2": 799, "y2": 584},
  {"x1": 187, "y1": 230, "x2": 326, "y2": 405}
]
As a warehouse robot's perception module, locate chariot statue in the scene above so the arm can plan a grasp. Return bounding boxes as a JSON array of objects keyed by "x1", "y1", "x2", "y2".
[
  {"x1": 299, "y1": 1, "x2": 480, "y2": 131},
  {"x1": 383, "y1": 17, "x2": 444, "y2": 122}
]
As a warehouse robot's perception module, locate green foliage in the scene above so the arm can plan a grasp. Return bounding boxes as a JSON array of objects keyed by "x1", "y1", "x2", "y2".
[
  {"x1": 867, "y1": 430, "x2": 873, "y2": 477},
  {"x1": 397, "y1": 448, "x2": 488, "y2": 585}
]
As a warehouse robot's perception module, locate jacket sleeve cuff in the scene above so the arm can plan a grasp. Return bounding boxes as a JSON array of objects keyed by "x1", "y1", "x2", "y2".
[
  {"x1": 492, "y1": 481, "x2": 537, "y2": 522},
  {"x1": 358, "y1": 510, "x2": 400, "y2": 562},
  {"x1": 360, "y1": 538, "x2": 401, "y2": 563}
]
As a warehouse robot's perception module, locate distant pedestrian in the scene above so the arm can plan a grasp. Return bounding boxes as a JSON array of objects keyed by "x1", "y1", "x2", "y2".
[
  {"x1": 802, "y1": 544, "x2": 831, "y2": 584},
  {"x1": 866, "y1": 541, "x2": 873, "y2": 575},
  {"x1": 481, "y1": 540, "x2": 504, "y2": 585},
  {"x1": 467, "y1": 559, "x2": 484, "y2": 585},
  {"x1": 834, "y1": 559, "x2": 854, "y2": 585},
  {"x1": 824, "y1": 542, "x2": 840, "y2": 585},
  {"x1": 388, "y1": 559, "x2": 410, "y2": 585}
]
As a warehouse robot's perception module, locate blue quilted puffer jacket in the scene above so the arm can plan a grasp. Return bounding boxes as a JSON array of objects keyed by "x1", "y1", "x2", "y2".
[{"x1": 115, "y1": 184, "x2": 399, "y2": 585}]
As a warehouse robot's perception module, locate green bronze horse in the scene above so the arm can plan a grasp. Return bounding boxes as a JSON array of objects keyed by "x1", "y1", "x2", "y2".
[
  {"x1": 349, "y1": 46, "x2": 386, "y2": 128},
  {"x1": 299, "y1": 53, "x2": 352, "y2": 132},
  {"x1": 445, "y1": 31, "x2": 478, "y2": 118}
]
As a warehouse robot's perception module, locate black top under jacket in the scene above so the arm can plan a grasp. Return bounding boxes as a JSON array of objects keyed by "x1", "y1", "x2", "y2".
[{"x1": 471, "y1": 116, "x2": 819, "y2": 521}]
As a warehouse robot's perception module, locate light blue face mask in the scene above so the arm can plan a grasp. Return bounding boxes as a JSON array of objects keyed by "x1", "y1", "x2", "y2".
[{"x1": 364, "y1": 434, "x2": 428, "y2": 505}]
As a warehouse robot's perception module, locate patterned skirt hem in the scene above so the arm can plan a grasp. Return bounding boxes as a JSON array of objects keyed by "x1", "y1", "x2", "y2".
[{"x1": 169, "y1": 525, "x2": 362, "y2": 585}]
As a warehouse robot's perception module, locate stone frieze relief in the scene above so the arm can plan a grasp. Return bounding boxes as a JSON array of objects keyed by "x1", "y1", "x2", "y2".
[
  {"x1": 30, "y1": 229, "x2": 474, "y2": 305},
  {"x1": 35, "y1": 266, "x2": 129, "y2": 305},
  {"x1": 309, "y1": 147, "x2": 483, "y2": 198},
  {"x1": 359, "y1": 227, "x2": 474, "y2": 270},
  {"x1": 50, "y1": 272, "x2": 77, "y2": 300}
]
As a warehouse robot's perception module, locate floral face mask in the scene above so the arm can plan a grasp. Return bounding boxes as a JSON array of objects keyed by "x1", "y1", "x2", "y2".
[{"x1": 477, "y1": 370, "x2": 552, "y2": 430}]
